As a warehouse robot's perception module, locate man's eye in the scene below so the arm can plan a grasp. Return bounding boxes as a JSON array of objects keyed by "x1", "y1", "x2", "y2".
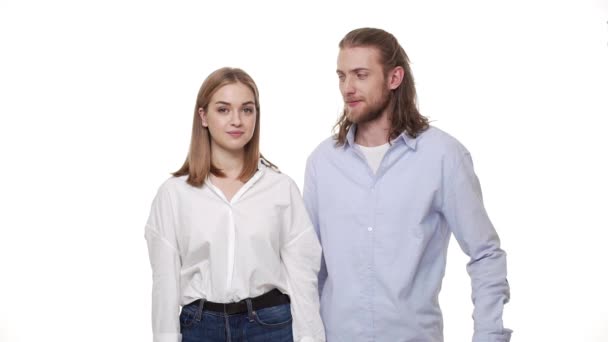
[{"x1": 357, "y1": 74, "x2": 368, "y2": 79}]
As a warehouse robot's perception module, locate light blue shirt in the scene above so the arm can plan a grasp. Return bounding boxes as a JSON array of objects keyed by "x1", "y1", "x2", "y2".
[{"x1": 303, "y1": 125, "x2": 511, "y2": 342}]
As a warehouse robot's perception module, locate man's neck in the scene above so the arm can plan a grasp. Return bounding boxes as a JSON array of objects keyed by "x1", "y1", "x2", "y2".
[{"x1": 355, "y1": 111, "x2": 391, "y2": 147}]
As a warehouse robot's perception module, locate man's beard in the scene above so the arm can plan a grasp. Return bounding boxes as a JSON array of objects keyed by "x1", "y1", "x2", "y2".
[{"x1": 347, "y1": 89, "x2": 391, "y2": 124}]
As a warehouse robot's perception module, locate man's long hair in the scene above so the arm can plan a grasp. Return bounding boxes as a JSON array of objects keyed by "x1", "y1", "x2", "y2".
[{"x1": 334, "y1": 28, "x2": 429, "y2": 145}]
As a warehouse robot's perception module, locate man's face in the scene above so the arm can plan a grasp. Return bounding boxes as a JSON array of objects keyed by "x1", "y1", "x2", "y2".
[{"x1": 337, "y1": 46, "x2": 390, "y2": 124}]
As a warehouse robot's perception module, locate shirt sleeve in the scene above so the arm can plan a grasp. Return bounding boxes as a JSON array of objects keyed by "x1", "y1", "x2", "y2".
[
  {"x1": 302, "y1": 156, "x2": 328, "y2": 297},
  {"x1": 281, "y1": 178, "x2": 326, "y2": 342},
  {"x1": 145, "y1": 184, "x2": 182, "y2": 342},
  {"x1": 441, "y1": 148, "x2": 512, "y2": 342}
]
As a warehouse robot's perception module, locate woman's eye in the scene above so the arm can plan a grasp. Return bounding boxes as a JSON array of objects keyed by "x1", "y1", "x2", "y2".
[
  {"x1": 243, "y1": 107, "x2": 254, "y2": 114},
  {"x1": 217, "y1": 107, "x2": 229, "y2": 113}
]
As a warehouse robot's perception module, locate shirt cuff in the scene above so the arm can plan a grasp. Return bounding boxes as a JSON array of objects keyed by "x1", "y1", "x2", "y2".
[
  {"x1": 299, "y1": 336, "x2": 320, "y2": 342},
  {"x1": 472, "y1": 329, "x2": 512, "y2": 342},
  {"x1": 153, "y1": 332, "x2": 182, "y2": 342}
]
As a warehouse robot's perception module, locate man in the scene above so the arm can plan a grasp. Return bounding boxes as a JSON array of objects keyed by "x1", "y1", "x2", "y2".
[{"x1": 303, "y1": 28, "x2": 511, "y2": 342}]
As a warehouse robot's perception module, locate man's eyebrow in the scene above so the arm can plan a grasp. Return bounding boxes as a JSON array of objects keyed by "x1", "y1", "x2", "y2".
[{"x1": 336, "y1": 68, "x2": 370, "y2": 74}]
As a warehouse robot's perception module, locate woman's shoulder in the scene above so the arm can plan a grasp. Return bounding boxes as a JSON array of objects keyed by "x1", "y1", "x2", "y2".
[
  {"x1": 258, "y1": 160, "x2": 299, "y2": 190},
  {"x1": 155, "y1": 174, "x2": 190, "y2": 196}
]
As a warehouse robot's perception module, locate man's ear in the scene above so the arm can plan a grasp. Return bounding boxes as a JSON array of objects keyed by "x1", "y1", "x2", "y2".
[{"x1": 387, "y1": 66, "x2": 405, "y2": 90}]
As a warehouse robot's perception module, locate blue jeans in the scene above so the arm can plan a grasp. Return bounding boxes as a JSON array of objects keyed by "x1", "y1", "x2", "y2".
[{"x1": 179, "y1": 299, "x2": 294, "y2": 342}]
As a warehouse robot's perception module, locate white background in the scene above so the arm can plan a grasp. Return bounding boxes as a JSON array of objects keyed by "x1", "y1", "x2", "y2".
[{"x1": 1, "y1": 0, "x2": 607, "y2": 341}]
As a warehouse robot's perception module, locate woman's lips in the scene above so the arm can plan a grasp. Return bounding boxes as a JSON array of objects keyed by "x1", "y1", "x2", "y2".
[{"x1": 227, "y1": 131, "x2": 244, "y2": 138}]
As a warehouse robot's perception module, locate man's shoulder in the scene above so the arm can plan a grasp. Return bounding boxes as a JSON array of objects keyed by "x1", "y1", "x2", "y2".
[
  {"x1": 313, "y1": 135, "x2": 339, "y2": 153},
  {"x1": 417, "y1": 126, "x2": 469, "y2": 156},
  {"x1": 307, "y1": 135, "x2": 340, "y2": 162}
]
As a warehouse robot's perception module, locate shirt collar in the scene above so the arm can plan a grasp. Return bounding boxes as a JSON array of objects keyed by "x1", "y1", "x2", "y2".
[
  {"x1": 345, "y1": 124, "x2": 418, "y2": 151},
  {"x1": 205, "y1": 158, "x2": 267, "y2": 188},
  {"x1": 344, "y1": 124, "x2": 357, "y2": 148},
  {"x1": 399, "y1": 131, "x2": 419, "y2": 150}
]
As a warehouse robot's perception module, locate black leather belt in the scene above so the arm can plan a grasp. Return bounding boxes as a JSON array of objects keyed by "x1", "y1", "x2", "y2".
[{"x1": 190, "y1": 289, "x2": 290, "y2": 315}]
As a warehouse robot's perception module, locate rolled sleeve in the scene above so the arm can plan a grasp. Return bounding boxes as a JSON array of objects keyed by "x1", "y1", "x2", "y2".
[
  {"x1": 281, "y1": 179, "x2": 326, "y2": 342},
  {"x1": 442, "y1": 148, "x2": 511, "y2": 341},
  {"x1": 152, "y1": 332, "x2": 182, "y2": 342},
  {"x1": 303, "y1": 156, "x2": 328, "y2": 296},
  {"x1": 473, "y1": 329, "x2": 512, "y2": 342},
  {"x1": 145, "y1": 185, "x2": 182, "y2": 342}
]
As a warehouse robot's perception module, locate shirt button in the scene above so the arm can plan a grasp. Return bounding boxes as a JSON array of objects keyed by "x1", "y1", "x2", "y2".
[{"x1": 367, "y1": 226, "x2": 373, "y2": 232}]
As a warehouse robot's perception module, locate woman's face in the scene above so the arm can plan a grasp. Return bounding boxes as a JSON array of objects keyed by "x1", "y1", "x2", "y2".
[{"x1": 199, "y1": 82, "x2": 257, "y2": 154}]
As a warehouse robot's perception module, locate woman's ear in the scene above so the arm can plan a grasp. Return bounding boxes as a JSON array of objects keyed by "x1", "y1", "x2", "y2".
[{"x1": 198, "y1": 108, "x2": 208, "y2": 127}]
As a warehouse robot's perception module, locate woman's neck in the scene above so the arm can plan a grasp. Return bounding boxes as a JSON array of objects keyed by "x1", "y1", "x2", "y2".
[{"x1": 211, "y1": 145, "x2": 245, "y2": 179}]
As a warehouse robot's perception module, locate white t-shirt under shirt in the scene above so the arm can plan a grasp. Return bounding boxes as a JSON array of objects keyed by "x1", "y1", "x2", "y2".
[{"x1": 356, "y1": 142, "x2": 390, "y2": 174}]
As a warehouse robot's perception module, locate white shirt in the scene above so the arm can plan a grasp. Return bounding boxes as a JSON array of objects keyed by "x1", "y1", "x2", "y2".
[
  {"x1": 145, "y1": 161, "x2": 325, "y2": 342},
  {"x1": 355, "y1": 142, "x2": 390, "y2": 174}
]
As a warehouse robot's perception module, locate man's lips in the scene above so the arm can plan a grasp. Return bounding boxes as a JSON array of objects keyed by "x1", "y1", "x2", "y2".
[{"x1": 347, "y1": 100, "x2": 362, "y2": 107}]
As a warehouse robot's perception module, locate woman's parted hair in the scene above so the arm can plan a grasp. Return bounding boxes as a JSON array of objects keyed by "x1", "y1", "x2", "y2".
[{"x1": 173, "y1": 67, "x2": 263, "y2": 187}]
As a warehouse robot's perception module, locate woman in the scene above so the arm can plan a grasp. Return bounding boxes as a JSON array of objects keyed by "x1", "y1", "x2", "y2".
[{"x1": 145, "y1": 67, "x2": 325, "y2": 342}]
